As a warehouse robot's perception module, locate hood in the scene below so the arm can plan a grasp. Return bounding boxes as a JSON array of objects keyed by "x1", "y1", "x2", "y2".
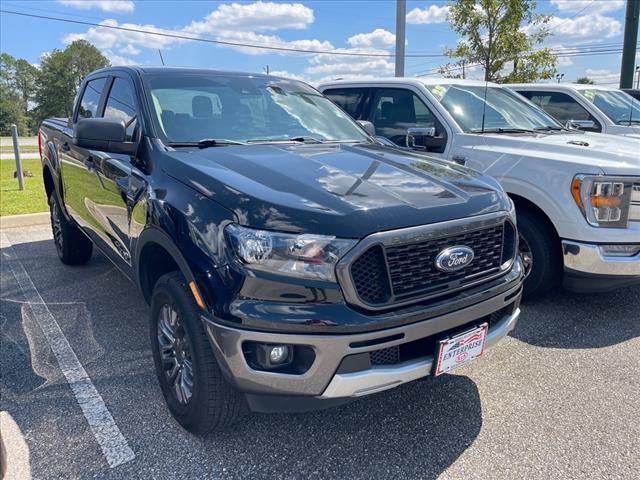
[
  {"x1": 161, "y1": 143, "x2": 507, "y2": 238},
  {"x1": 464, "y1": 131, "x2": 640, "y2": 176}
]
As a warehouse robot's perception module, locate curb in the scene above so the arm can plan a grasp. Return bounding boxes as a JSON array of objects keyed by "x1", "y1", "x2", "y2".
[{"x1": 0, "y1": 212, "x2": 49, "y2": 229}]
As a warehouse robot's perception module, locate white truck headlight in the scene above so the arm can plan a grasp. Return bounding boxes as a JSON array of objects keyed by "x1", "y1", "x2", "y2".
[
  {"x1": 571, "y1": 175, "x2": 636, "y2": 228},
  {"x1": 225, "y1": 224, "x2": 357, "y2": 282}
]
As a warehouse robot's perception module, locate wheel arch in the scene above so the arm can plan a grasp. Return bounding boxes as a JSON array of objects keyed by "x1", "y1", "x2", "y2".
[
  {"x1": 508, "y1": 193, "x2": 561, "y2": 242},
  {"x1": 136, "y1": 227, "x2": 198, "y2": 305}
]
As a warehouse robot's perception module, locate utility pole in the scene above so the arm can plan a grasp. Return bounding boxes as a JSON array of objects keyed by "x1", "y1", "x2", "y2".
[
  {"x1": 620, "y1": 0, "x2": 639, "y2": 89},
  {"x1": 395, "y1": 0, "x2": 406, "y2": 77}
]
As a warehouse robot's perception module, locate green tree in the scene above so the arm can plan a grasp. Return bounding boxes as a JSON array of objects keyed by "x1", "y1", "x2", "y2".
[
  {"x1": 34, "y1": 40, "x2": 109, "y2": 125},
  {"x1": 576, "y1": 77, "x2": 595, "y2": 84},
  {"x1": 0, "y1": 84, "x2": 28, "y2": 135},
  {"x1": 445, "y1": 0, "x2": 557, "y2": 83},
  {"x1": 0, "y1": 53, "x2": 33, "y2": 134}
]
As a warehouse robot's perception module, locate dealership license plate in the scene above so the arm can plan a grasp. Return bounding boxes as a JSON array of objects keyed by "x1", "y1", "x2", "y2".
[{"x1": 434, "y1": 323, "x2": 488, "y2": 376}]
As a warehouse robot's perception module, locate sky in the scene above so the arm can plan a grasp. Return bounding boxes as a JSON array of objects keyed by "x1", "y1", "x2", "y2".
[{"x1": 0, "y1": 0, "x2": 637, "y2": 87}]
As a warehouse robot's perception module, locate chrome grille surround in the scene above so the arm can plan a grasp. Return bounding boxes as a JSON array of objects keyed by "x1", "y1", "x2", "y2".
[
  {"x1": 336, "y1": 211, "x2": 516, "y2": 311},
  {"x1": 630, "y1": 183, "x2": 640, "y2": 222}
]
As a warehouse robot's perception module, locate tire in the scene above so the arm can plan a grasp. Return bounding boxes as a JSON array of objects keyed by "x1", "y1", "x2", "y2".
[
  {"x1": 516, "y1": 208, "x2": 562, "y2": 301},
  {"x1": 150, "y1": 271, "x2": 246, "y2": 434},
  {"x1": 49, "y1": 192, "x2": 93, "y2": 265}
]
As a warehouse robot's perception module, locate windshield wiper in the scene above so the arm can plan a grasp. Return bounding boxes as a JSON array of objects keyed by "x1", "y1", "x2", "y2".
[
  {"x1": 476, "y1": 127, "x2": 536, "y2": 134},
  {"x1": 246, "y1": 136, "x2": 325, "y2": 144},
  {"x1": 168, "y1": 138, "x2": 247, "y2": 149},
  {"x1": 534, "y1": 125, "x2": 566, "y2": 132}
]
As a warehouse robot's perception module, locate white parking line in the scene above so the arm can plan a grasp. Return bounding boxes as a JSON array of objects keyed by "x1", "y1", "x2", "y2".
[{"x1": 0, "y1": 232, "x2": 135, "y2": 469}]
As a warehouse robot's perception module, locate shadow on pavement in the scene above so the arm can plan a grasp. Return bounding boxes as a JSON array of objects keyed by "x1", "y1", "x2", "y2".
[
  {"x1": 206, "y1": 375, "x2": 482, "y2": 479},
  {"x1": 511, "y1": 285, "x2": 640, "y2": 349}
]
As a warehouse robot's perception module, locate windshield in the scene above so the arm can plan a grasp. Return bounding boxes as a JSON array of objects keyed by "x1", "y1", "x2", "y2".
[
  {"x1": 145, "y1": 73, "x2": 370, "y2": 144},
  {"x1": 427, "y1": 84, "x2": 563, "y2": 133},
  {"x1": 579, "y1": 89, "x2": 640, "y2": 125}
]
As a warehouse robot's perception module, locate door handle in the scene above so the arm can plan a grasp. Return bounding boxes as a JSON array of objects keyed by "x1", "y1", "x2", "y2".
[{"x1": 61, "y1": 142, "x2": 71, "y2": 152}]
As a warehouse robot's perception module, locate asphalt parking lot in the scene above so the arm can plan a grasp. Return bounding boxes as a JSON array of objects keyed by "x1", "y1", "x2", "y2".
[{"x1": 1, "y1": 224, "x2": 639, "y2": 479}]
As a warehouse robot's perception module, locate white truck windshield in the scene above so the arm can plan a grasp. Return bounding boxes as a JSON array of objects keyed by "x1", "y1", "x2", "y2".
[{"x1": 427, "y1": 84, "x2": 563, "y2": 133}]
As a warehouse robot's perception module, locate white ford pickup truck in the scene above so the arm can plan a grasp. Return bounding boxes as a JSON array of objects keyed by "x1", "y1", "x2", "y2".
[
  {"x1": 509, "y1": 83, "x2": 640, "y2": 137},
  {"x1": 319, "y1": 78, "x2": 640, "y2": 299}
]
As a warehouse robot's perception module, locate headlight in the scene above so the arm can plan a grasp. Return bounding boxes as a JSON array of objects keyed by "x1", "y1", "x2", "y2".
[
  {"x1": 224, "y1": 224, "x2": 357, "y2": 282},
  {"x1": 571, "y1": 175, "x2": 635, "y2": 227}
]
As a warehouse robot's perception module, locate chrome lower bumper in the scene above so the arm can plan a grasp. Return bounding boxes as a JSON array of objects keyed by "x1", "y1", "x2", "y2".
[
  {"x1": 320, "y1": 307, "x2": 519, "y2": 398},
  {"x1": 203, "y1": 270, "x2": 523, "y2": 400},
  {"x1": 562, "y1": 240, "x2": 640, "y2": 276}
]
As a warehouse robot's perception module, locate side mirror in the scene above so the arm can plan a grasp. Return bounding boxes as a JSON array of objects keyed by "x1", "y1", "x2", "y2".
[
  {"x1": 565, "y1": 119, "x2": 595, "y2": 130},
  {"x1": 357, "y1": 120, "x2": 377, "y2": 137},
  {"x1": 406, "y1": 127, "x2": 435, "y2": 150},
  {"x1": 73, "y1": 118, "x2": 137, "y2": 154}
]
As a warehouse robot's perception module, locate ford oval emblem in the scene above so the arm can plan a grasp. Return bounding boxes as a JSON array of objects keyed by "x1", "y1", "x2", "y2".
[{"x1": 434, "y1": 246, "x2": 475, "y2": 272}]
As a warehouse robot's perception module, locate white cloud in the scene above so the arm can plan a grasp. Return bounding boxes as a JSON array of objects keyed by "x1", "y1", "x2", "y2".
[
  {"x1": 63, "y1": 19, "x2": 182, "y2": 50},
  {"x1": 547, "y1": 44, "x2": 574, "y2": 66},
  {"x1": 544, "y1": 13, "x2": 621, "y2": 39},
  {"x1": 406, "y1": 5, "x2": 450, "y2": 24},
  {"x1": 104, "y1": 51, "x2": 138, "y2": 66},
  {"x1": 120, "y1": 44, "x2": 141, "y2": 55},
  {"x1": 584, "y1": 68, "x2": 619, "y2": 85},
  {"x1": 57, "y1": 0, "x2": 134, "y2": 13},
  {"x1": 307, "y1": 58, "x2": 394, "y2": 76},
  {"x1": 305, "y1": 46, "x2": 394, "y2": 83},
  {"x1": 184, "y1": 1, "x2": 313, "y2": 33},
  {"x1": 64, "y1": 2, "x2": 326, "y2": 58},
  {"x1": 268, "y1": 70, "x2": 310, "y2": 82},
  {"x1": 551, "y1": 0, "x2": 624, "y2": 14},
  {"x1": 347, "y1": 29, "x2": 395, "y2": 49},
  {"x1": 209, "y1": 30, "x2": 332, "y2": 55}
]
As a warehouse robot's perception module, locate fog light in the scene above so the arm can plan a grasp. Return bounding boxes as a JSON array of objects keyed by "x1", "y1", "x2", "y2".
[
  {"x1": 269, "y1": 345, "x2": 289, "y2": 364},
  {"x1": 251, "y1": 343, "x2": 294, "y2": 370}
]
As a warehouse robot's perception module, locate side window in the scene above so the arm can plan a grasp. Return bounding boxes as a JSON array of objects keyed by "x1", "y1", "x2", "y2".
[
  {"x1": 323, "y1": 88, "x2": 368, "y2": 119},
  {"x1": 369, "y1": 88, "x2": 446, "y2": 153},
  {"x1": 77, "y1": 78, "x2": 107, "y2": 120},
  {"x1": 104, "y1": 78, "x2": 138, "y2": 141},
  {"x1": 523, "y1": 91, "x2": 601, "y2": 131}
]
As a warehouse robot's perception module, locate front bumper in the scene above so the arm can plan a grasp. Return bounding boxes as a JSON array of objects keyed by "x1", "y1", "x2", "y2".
[
  {"x1": 562, "y1": 240, "x2": 640, "y2": 293},
  {"x1": 202, "y1": 263, "x2": 522, "y2": 410}
]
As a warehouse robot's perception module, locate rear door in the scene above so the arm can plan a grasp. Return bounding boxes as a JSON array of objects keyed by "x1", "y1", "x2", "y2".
[{"x1": 518, "y1": 90, "x2": 602, "y2": 132}]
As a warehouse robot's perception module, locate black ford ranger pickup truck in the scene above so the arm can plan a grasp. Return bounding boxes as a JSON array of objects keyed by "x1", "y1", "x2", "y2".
[{"x1": 39, "y1": 67, "x2": 524, "y2": 434}]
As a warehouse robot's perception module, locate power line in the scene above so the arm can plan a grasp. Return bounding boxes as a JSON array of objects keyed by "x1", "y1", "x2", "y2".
[
  {"x1": 413, "y1": 42, "x2": 640, "y2": 77},
  {"x1": 0, "y1": 9, "x2": 449, "y2": 58}
]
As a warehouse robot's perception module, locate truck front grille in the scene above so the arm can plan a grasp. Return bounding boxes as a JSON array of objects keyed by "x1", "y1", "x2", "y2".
[
  {"x1": 385, "y1": 225, "x2": 504, "y2": 301},
  {"x1": 346, "y1": 217, "x2": 516, "y2": 309}
]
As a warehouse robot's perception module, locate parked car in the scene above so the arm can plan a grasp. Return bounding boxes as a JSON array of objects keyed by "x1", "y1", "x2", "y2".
[
  {"x1": 319, "y1": 78, "x2": 640, "y2": 299},
  {"x1": 38, "y1": 67, "x2": 524, "y2": 433},
  {"x1": 509, "y1": 83, "x2": 640, "y2": 137}
]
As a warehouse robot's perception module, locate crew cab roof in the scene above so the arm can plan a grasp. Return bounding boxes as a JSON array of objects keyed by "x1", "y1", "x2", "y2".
[
  {"x1": 507, "y1": 83, "x2": 621, "y2": 92},
  {"x1": 84, "y1": 65, "x2": 283, "y2": 81}
]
